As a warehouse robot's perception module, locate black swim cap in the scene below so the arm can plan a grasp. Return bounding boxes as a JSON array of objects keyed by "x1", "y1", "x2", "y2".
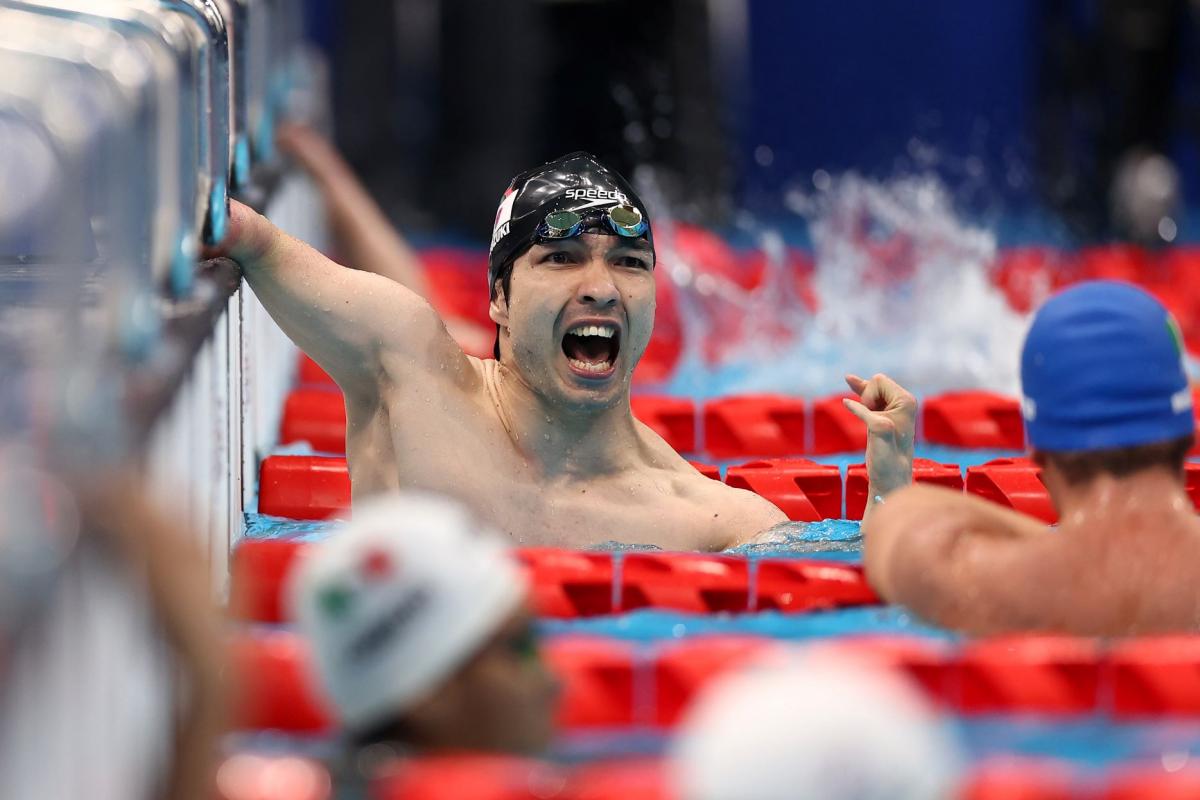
[{"x1": 487, "y1": 151, "x2": 654, "y2": 298}]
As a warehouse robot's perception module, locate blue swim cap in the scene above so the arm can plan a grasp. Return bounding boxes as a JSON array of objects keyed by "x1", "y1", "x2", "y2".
[{"x1": 1021, "y1": 280, "x2": 1194, "y2": 452}]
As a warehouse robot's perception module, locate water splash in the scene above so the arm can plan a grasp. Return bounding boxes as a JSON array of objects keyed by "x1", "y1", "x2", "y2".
[{"x1": 647, "y1": 171, "x2": 1031, "y2": 398}]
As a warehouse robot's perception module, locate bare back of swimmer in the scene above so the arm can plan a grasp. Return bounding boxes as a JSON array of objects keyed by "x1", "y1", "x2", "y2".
[
  {"x1": 865, "y1": 282, "x2": 1200, "y2": 635},
  {"x1": 220, "y1": 153, "x2": 915, "y2": 548}
]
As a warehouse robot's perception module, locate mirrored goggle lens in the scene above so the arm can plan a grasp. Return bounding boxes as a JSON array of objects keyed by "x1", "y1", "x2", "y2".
[
  {"x1": 607, "y1": 204, "x2": 648, "y2": 237},
  {"x1": 541, "y1": 210, "x2": 584, "y2": 239}
]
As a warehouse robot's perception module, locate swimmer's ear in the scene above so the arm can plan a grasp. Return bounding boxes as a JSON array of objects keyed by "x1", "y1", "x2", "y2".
[{"x1": 489, "y1": 281, "x2": 510, "y2": 327}]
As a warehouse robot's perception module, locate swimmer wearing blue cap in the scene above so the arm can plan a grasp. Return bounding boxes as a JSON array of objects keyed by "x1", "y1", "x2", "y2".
[
  {"x1": 214, "y1": 153, "x2": 915, "y2": 549},
  {"x1": 864, "y1": 280, "x2": 1200, "y2": 635}
]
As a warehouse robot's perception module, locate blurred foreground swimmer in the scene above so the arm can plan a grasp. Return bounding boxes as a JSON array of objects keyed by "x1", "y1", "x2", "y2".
[
  {"x1": 671, "y1": 649, "x2": 963, "y2": 800},
  {"x1": 214, "y1": 152, "x2": 915, "y2": 548},
  {"x1": 288, "y1": 491, "x2": 558, "y2": 773},
  {"x1": 865, "y1": 281, "x2": 1200, "y2": 635}
]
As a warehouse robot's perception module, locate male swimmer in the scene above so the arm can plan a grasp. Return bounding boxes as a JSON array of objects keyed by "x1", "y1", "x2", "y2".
[
  {"x1": 289, "y1": 492, "x2": 557, "y2": 767},
  {"x1": 218, "y1": 152, "x2": 914, "y2": 548},
  {"x1": 865, "y1": 281, "x2": 1200, "y2": 635}
]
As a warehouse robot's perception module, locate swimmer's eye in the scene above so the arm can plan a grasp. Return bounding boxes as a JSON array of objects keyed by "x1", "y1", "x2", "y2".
[
  {"x1": 615, "y1": 255, "x2": 651, "y2": 270},
  {"x1": 542, "y1": 250, "x2": 574, "y2": 265}
]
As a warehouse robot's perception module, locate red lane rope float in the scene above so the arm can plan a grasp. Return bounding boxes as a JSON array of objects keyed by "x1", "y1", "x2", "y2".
[
  {"x1": 373, "y1": 755, "x2": 572, "y2": 800},
  {"x1": 230, "y1": 629, "x2": 335, "y2": 734},
  {"x1": 297, "y1": 353, "x2": 335, "y2": 388},
  {"x1": 650, "y1": 637, "x2": 773, "y2": 727},
  {"x1": 920, "y1": 390, "x2": 1026, "y2": 450},
  {"x1": 964, "y1": 458, "x2": 1057, "y2": 524},
  {"x1": 687, "y1": 461, "x2": 721, "y2": 480},
  {"x1": 845, "y1": 458, "x2": 963, "y2": 520},
  {"x1": 629, "y1": 396, "x2": 696, "y2": 454},
  {"x1": 752, "y1": 561, "x2": 878, "y2": 612},
  {"x1": 420, "y1": 247, "x2": 493, "y2": 331},
  {"x1": 1155, "y1": 247, "x2": 1200, "y2": 355},
  {"x1": 258, "y1": 451, "x2": 1200, "y2": 525},
  {"x1": 258, "y1": 455, "x2": 350, "y2": 520},
  {"x1": 960, "y1": 758, "x2": 1079, "y2": 800},
  {"x1": 813, "y1": 636, "x2": 955, "y2": 709},
  {"x1": 543, "y1": 637, "x2": 639, "y2": 729},
  {"x1": 810, "y1": 393, "x2": 867, "y2": 454},
  {"x1": 230, "y1": 539, "x2": 307, "y2": 623},
  {"x1": 1100, "y1": 766, "x2": 1200, "y2": 800},
  {"x1": 516, "y1": 549, "x2": 616, "y2": 618},
  {"x1": 989, "y1": 247, "x2": 1065, "y2": 314},
  {"x1": 1108, "y1": 636, "x2": 1200, "y2": 717},
  {"x1": 229, "y1": 540, "x2": 879, "y2": 624},
  {"x1": 618, "y1": 553, "x2": 750, "y2": 613},
  {"x1": 228, "y1": 632, "x2": 1200, "y2": 736},
  {"x1": 724, "y1": 458, "x2": 841, "y2": 521},
  {"x1": 279, "y1": 388, "x2": 346, "y2": 453},
  {"x1": 701, "y1": 394, "x2": 806, "y2": 459},
  {"x1": 958, "y1": 459, "x2": 1200, "y2": 522},
  {"x1": 954, "y1": 636, "x2": 1103, "y2": 716},
  {"x1": 568, "y1": 759, "x2": 671, "y2": 800}
]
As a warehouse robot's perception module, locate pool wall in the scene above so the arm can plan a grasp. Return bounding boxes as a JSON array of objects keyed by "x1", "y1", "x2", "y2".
[{"x1": 143, "y1": 174, "x2": 320, "y2": 593}]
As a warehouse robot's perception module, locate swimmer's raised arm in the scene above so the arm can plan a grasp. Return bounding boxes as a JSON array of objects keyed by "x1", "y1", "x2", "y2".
[
  {"x1": 219, "y1": 200, "x2": 468, "y2": 401},
  {"x1": 862, "y1": 483, "x2": 1049, "y2": 633}
]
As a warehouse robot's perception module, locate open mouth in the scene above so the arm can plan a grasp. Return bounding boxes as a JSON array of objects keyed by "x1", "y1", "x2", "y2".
[{"x1": 561, "y1": 323, "x2": 621, "y2": 378}]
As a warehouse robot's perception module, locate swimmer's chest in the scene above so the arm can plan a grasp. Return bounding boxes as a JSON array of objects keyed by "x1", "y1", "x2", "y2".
[
  {"x1": 364, "y1": 386, "x2": 726, "y2": 548},
  {"x1": 485, "y1": 473, "x2": 725, "y2": 549}
]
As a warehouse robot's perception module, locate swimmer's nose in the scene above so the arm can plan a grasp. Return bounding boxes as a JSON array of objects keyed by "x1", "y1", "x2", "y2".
[{"x1": 577, "y1": 259, "x2": 619, "y2": 308}]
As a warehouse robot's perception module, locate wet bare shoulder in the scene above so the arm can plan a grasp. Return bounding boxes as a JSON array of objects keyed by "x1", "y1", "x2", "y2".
[{"x1": 680, "y1": 469, "x2": 789, "y2": 549}]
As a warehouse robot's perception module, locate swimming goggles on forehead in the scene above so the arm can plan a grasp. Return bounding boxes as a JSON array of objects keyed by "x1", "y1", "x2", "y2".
[{"x1": 535, "y1": 203, "x2": 649, "y2": 242}]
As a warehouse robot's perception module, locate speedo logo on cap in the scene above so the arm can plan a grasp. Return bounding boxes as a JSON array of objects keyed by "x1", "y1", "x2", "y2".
[{"x1": 565, "y1": 187, "x2": 629, "y2": 204}]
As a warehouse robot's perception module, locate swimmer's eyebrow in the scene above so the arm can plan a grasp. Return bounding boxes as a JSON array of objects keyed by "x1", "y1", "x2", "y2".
[
  {"x1": 607, "y1": 242, "x2": 655, "y2": 259},
  {"x1": 531, "y1": 237, "x2": 587, "y2": 253}
]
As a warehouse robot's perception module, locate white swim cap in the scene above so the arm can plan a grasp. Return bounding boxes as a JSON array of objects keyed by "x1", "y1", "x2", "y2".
[
  {"x1": 671, "y1": 648, "x2": 964, "y2": 800},
  {"x1": 287, "y1": 492, "x2": 525, "y2": 732}
]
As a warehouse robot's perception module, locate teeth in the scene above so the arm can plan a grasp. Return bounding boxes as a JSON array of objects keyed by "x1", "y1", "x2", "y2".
[
  {"x1": 569, "y1": 358, "x2": 613, "y2": 373},
  {"x1": 568, "y1": 324, "x2": 615, "y2": 339}
]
